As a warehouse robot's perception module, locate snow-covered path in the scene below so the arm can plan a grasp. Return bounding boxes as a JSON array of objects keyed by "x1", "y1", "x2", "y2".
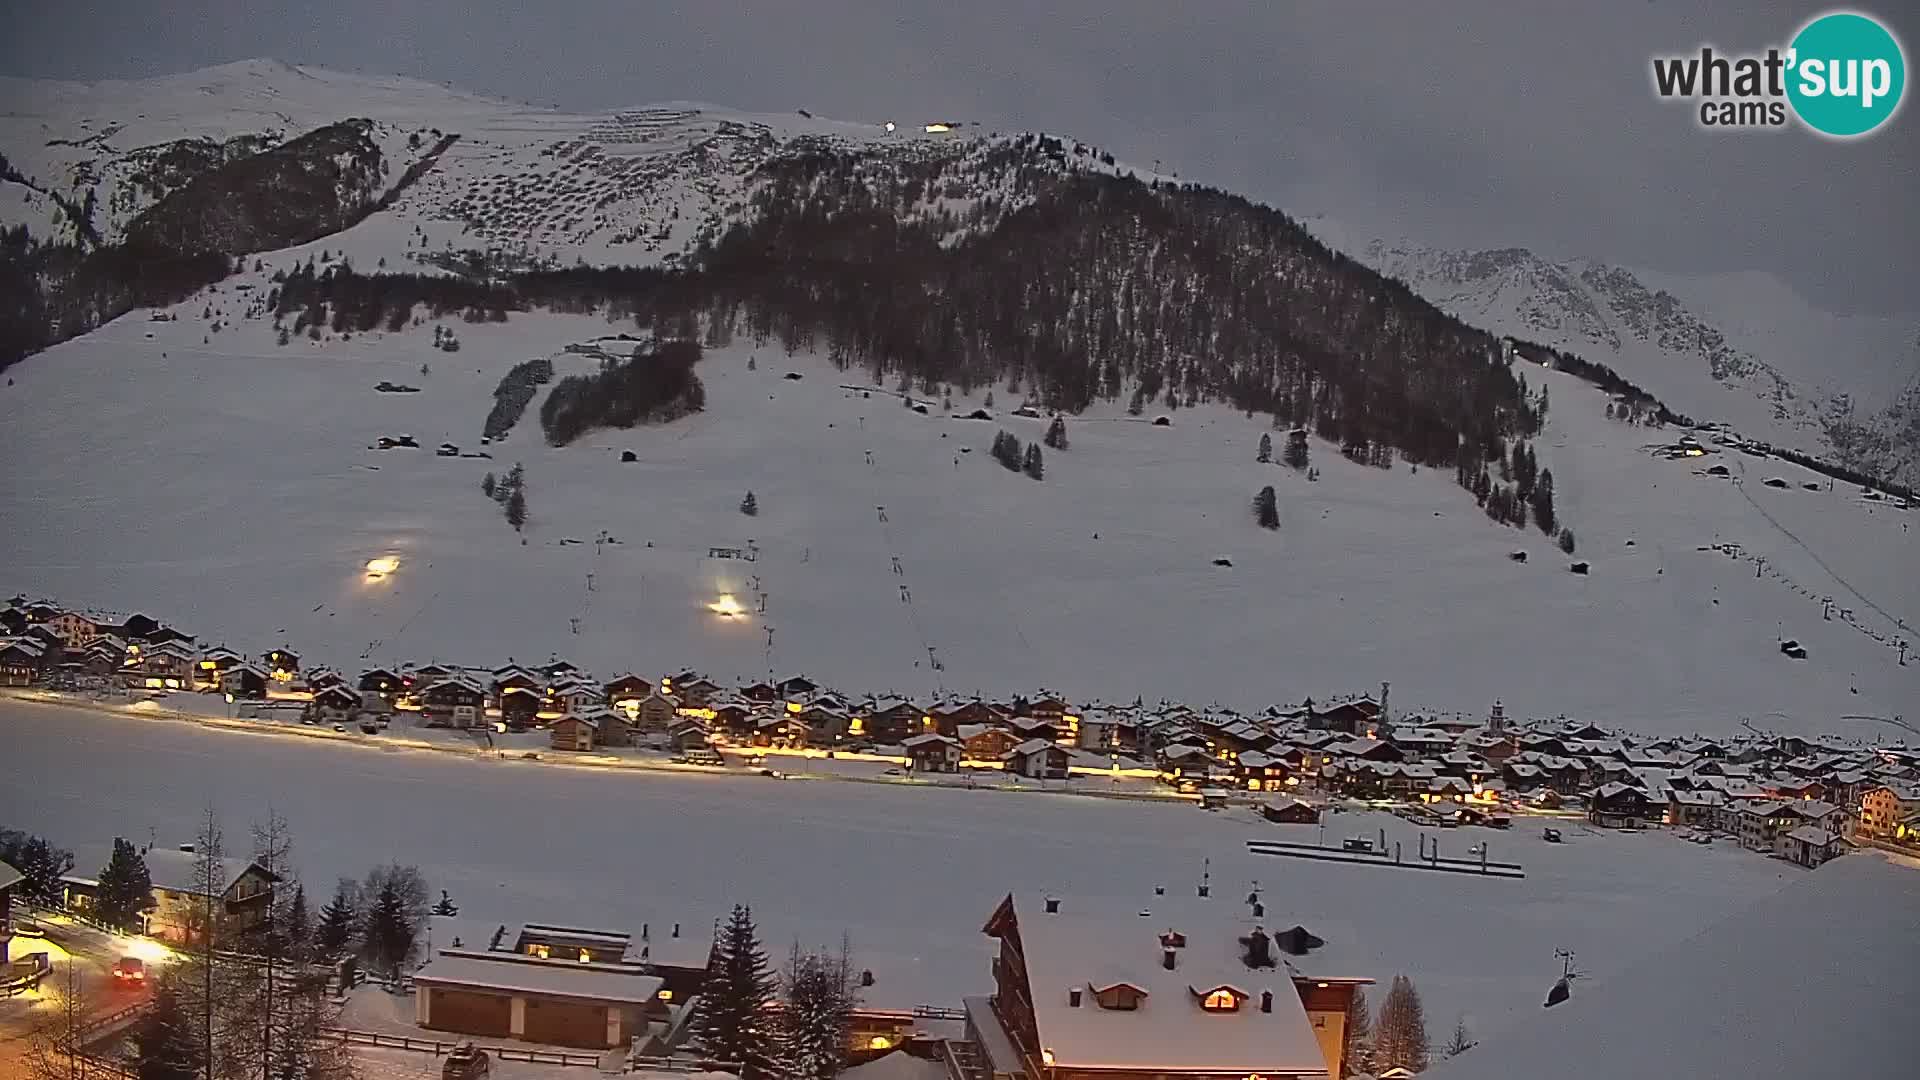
[{"x1": 1, "y1": 699, "x2": 1799, "y2": 1043}]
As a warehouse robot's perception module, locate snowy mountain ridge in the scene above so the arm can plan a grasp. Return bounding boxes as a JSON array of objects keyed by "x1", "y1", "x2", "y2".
[{"x1": 1303, "y1": 218, "x2": 1920, "y2": 485}]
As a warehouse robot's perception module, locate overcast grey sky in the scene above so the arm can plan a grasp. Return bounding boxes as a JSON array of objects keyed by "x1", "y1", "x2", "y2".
[{"x1": 3, "y1": 1, "x2": 1914, "y2": 313}]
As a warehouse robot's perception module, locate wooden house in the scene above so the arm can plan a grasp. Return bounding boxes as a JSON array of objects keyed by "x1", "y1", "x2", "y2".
[
  {"x1": 0, "y1": 637, "x2": 51, "y2": 686},
  {"x1": 357, "y1": 666, "x2": 405, "y2": 699},
  {"x1": 263, "y1": 647, "x2": 301, "y2": 681},
  {"x1": 604, "y1": 674, "x2": 654, "y2": 708},
  {"x1": 777, "y1": 674, "x2": 819, "y2": 700},
  {"x1": 959, "y1": 724, "x2": 1022, "y2": 761},
  {"x1": 219, "y1": 663, "x2": 269, "y2": 700},
  {"x1": 632, "y1": 688, "x2": 680, "y2": 734},
  {"x1": 421, "y1": 677, "x2": 488, "y2": 729},
  {"x1": 863, "y1": 699, "x2": 924, "y2": 743},
  {"x1": 664, "y1": 672, "x2": 719, "y2": 706},
  {"x1": 668, "y1": 719, "x2": 712, "y2": 753},
  {"x1": 1588, "y1": 783, "x2": 1656, "y2": 827},
  {"x1": 1233, "y1": 751, "x2": 1290, "y2": 792},
  {"x1": 1261, "y1": 798, "x2": 1321, "y2": 824},
  {"x1": 546, "y1": 676, "x2": 603, "y2": 717},
  {"x1": 306, "y1": 685, "x2": 362, "y2": 724},
  {"x1": 710, "y1": 701, "x2": 754, "y2": 738},
  {"x1": 550, "y1": 710, "x2": 604, "y2": 752},
  {"x1": 194, "y1": 645, "x2": 244, "y2": 688},
  {"x1": 1006, "y1": 739, "x2": 1071, "y2": 780},
  {"x1": 796, "y1": 703, "x2": 849, "y2": 742},
  {"x1": 740, "y1": 680, "x2": 780, "y2": 704},
  {"x1": 903, "y1": 733, "x2": 963, "y2": 773}
]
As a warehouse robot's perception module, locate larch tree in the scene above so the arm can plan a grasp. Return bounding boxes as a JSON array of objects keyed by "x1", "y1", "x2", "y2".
[
  {"x1": 1044, "y1": 415, "x2": 1068, "y2": 450},
  {"x1": 741, "y1": 491, "x2": 759, "y2": 516},
  {"x1": 1342, "y1": 984, "x2": 1374, "y2": 1078},
  {"x1": 778, "y1": 938, "x2": 860, "y2": 1080},
  {"x1": 132, "y1": 977, "x2": 201, "y2": 1080},
  {"x1": 1374, "y1": 973, "x2": 1431, "y2": 1074},
  {"x1": 505, "y1": 487, "x2": 528, "y2": 531},
  {"x1": 1024, "y1": 443, "x2": 1045, "y2": 480},
  {"x1": 1257, "y1": 432, "x2": 1272, "y2": 463}
]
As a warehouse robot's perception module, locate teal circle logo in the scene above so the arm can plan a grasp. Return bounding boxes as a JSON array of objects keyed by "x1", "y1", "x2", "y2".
[{"x1": 1787, "y1": 11, "x2": 1906, "y2": 137}]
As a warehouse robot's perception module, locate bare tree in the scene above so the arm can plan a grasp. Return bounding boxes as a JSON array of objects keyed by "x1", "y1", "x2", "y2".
[{"x1": 24, "y1": 960, "x2": 95, "y2": 1080}]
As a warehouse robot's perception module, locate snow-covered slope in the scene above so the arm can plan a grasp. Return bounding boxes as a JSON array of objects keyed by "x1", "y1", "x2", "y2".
[
  {"x1": 2, "y1": 63, "x2": 1913, "y2": 735},
  {"x1": 1305, "y1": 217, "x2": 1920, "y2": 485},
  {"x1": 3, "y1": 285, "x2": 1913, "y2": 735}
]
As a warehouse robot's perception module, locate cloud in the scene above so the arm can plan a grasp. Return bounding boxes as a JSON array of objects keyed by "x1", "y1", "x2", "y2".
[{"x1": 2, "y1": 0, "x2": 1913, "y2": 314}]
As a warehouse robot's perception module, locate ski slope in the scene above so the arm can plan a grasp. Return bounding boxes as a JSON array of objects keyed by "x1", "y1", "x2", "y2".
[
  {"x1": 0, "y1": 698, "x2": 1804, "y2": 1046},
  {"x1": 2, "y1": 287, "x2": 1913, "y2": 735}
]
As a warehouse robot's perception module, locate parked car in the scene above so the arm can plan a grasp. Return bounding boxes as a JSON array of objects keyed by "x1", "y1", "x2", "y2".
[
  {"x1": 1542, "y1": 827, "x2": 1563, "y2": 843},
  {"x1": 441, "y1": 1043, "x2": 491, "y2": 1080},
  {"x1": 12, "y1": 920, "x2": 46, "y2": 938},
  {"x1": 1342, "y1": 836, "x2": 1375, "y2": 853}
]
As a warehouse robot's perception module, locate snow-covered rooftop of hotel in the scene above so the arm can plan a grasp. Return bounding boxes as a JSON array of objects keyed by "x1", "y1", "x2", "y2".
[
  {"x1": 1007, "y1": 894, "x2": 1332, "y2": 1076},
  {"x1": 1420, "y1": 854, "x2": 1920, "y2": 1080}
]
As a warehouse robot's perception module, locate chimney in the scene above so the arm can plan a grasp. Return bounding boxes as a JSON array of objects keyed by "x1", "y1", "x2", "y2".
[
  {"x1": 672, "y1": 923, "x2": 681, "y2": 938},
  {"x1": 861, "y1": 969, "x2": 875, "y2": 988},
  {"x1": 1153, "y1": 885, "x2": 1165, "y2": 896},
  {"x1": 1252, "y1": 901, "x2": 1265, "y2": 918},
  {"x1": 642, "y1": 923, "x2": 650, "y2": 941},
  {"x1": 1068, "y1": 988, "x2": 1083, "y2": 1008},
  {"x1": 1161, "y1": 947, "x2": 1177, "y2": 971},
  {"x1": 1044, "y1": 896, "x2": 1061, "y2": 914},
  {"x1": 1260, "y1": 990, "x2": 1273, "y2": 1014}
]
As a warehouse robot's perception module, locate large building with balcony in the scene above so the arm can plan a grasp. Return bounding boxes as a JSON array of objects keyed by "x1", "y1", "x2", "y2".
[{"x1": 966, "y1": 891, "x2": 1369, "y2": 1080}]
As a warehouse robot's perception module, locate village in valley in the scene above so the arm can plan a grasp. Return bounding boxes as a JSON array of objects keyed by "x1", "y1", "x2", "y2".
[
  {"x1": 6, "y1": 591, "x2": 1918, "y2": 854},
  {"x1": 5, "y1": 586, "x2": 1918, "y2": 1080}
]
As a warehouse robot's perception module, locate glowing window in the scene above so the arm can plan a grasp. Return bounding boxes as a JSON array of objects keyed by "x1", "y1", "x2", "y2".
[{"x1": 1202, "y1": 989, "x2": 1242, "y2": 1012}]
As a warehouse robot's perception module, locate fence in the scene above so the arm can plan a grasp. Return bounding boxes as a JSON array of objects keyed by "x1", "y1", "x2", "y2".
[{"x1": 324, "y1": 1027, "x2": 606, "y2": 1067}]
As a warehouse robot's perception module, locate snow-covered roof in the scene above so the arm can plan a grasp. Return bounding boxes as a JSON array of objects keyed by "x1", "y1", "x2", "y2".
[
  {"x1": 64, "y1": 844, "x2": 273, "y2": 896},
  {"x1": 1782, "y1": 824, "x2": 1844, "y2": 847},
  {"x1": 0, "y1": 858, "x2": 22, "y2": 893},
  {"x1": 839, "y1": 1050, "x2": 950, "y2": 1080},
  {"x1": 1419, "y1": 855, "x2": 1920, "y2": 1080},
  {"x1": 1004, "y1": 896, "x2": 1332, "y2": 1076},
  {"x1": 413, "y1": 949, "x2": 664, "y2": 1005},
  {"x1": 902, "y1": 733, "x2": 959, "y2": 749},
  {"x1": 1009, "y1": 738, "x2": 1062, "y2": 757}
]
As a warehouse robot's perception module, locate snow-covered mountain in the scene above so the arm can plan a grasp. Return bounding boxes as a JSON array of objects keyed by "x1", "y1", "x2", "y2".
[
  {"x1": 2, "y1": 62, "x2": 1914, "y2": 734},
  {"x1": 1304, "y1": 217, "x2": 1920, "y2": 485}
]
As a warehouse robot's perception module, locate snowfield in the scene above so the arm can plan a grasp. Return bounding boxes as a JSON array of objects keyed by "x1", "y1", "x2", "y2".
[
  {"x1": 0, "y1": 698, "x2": 1804, "y2": 1045},
  {"x1": 1, "y1": 290, "x2": 1913, "y2": 734}
]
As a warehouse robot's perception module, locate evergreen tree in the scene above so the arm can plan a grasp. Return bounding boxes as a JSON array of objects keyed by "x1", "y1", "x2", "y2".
[
  {"x1": 11, "y1": 835, "x2": 73, "y2": 907},
  {"x1": 1558, "y1": 528, "x2": 1577, "y2": 555},
  {"x1": 1044, "y1": 415, "x2": 1068, "y2": 450},
  {"x1": 1023, "y1": 443, "x2": 1044, "y2": 480},
  {"x1": 1443, "y1": 1016, "x2": 1477, "y2": 1058},
  {"x1": 1254, "y1": 485, "x2": 1279, "y2": 529},
  {"x1": 481, "y1": 472, "x2": 495, "y2": 498},
  {"x1": 778, "y1": 939, "x2": 859, "y2": 1080},
  {"x1": 132, "y1": 978, "x2": 201, "y2": 1080},
  {"x1": 94, "y1": 837, "x2": 153, "y2": 933},
  {"x1": 984, "y1": 390, "x2": 994, "y2": 409},
  {"x1": 432, "y1": 889, "x2": 459, "y2": 917},
  {"x1": 696, "y1": 905, "x2": 779, "y2": 1078},
  {"x1": 741, "y1": 491, "x2": 759, "y2": 516},
  {"x1": 992, "y1": 430, "x2": 1024, "y2": 472},
  {"x1": 1283, "y1": 429, "x2": 1310, "y2": 470},
  {"x1": 316, "y1": 880, "x2": 358, "y2": 958},
  {"x1": 505, "y1": 487, "x2": 528, "y2": 531},
  {"x1": 283, "y1": 883, "x2": 312, "y2": 965},
  {"x1": 360, "y1": 880, "x2": 416, "y2": 980},
  {"x1": 747, "y1": 355, "x2": 757, "y2": 371},
  {"x1": 1342, "y1": 984, "x2": 1374, "y2": 1078},
  {"x1": 1257, "y1": 432, "x2": 1272, "y2": 463},
  {"x1": 1531, "y1": 468, "x2": 1558, "y2": 535},
  {"x1": 1374, "y1": 973, "x2": 1430, "y2": 1074}
]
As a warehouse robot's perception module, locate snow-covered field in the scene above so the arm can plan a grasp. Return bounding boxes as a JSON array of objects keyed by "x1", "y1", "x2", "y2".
[
  {"x1": 3, "y1": 289, "x2": 1914, "y2": 733},
  {"x1": 0, "y1": 698, "x2": 1803, "y2": 1044}
]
